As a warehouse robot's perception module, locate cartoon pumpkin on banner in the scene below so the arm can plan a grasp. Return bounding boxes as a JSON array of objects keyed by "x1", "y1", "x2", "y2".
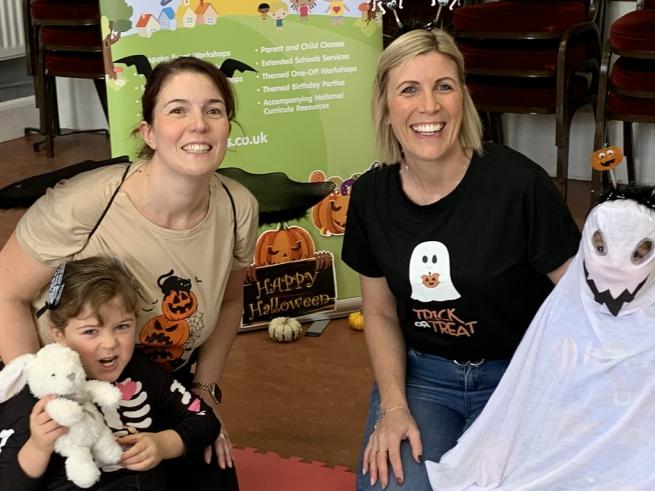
[
  {"x1": 255, "y1": 223, "x2": 316, "y2": 266},
  {"x1": 309, "y1": 170, "x2": 358, "y2": 236},
  {"x1": 140, "y1": 270, "x2": 198, "y2": 368}
]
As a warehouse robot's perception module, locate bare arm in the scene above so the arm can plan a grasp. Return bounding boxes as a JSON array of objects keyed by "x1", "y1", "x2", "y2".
[
  {"x1": 361, "y1": 274, "x2": 407, "y2": 412},
  {"x1": 360, "y1": 274, "x2": 422, "y2": 488},
  {"x1": 192, "y1": 268, "x2": 247, "y2": 469},
  {"x1": 547, "y1": 257, "x2": 574, "y2": 285},
  {"x1": 194, "y1": 268, "x2": 246, "y2": 385},
  {"x1": 0, "y1": 233, "x2": 54, "y2": 362}
]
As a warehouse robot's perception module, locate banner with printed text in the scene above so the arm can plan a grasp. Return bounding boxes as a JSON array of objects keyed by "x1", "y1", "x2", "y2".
[{"x1": 100, "y1": 0, "x2": 381, "y2": 328}]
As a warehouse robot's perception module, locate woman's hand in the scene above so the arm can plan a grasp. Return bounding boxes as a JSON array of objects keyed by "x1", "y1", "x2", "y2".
[
  {"x1": 363, "y1": 407, "x2": 422, "y2": 489},
  {"x1": 119, "y1": 430, "x2": 183, "y2": 471},
  {"x1": 204, "y1": 407, "x2": 234, "y2": 469},
  {"x1": 28, "y1": 395, "x2": 67, "y2": 455}
]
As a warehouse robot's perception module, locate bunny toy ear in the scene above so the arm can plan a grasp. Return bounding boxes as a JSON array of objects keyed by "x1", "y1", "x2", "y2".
[{"x1": 0, "y1": 354, "x2": 35, "y2": 403}]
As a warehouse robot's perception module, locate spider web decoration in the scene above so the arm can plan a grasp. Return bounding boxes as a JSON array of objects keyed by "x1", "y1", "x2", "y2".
[{"x1": 184, "y1": 311, "x2": 205, "y2": 352}]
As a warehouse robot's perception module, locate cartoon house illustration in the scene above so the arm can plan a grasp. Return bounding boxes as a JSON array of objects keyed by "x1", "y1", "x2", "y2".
[
  {"x1": 176, "y1": 0, "x2": 197, "y2": 28},
  {"x1": 136, "y1": 13, "x2": 160, "y2": 38},
  {"x1": 195, "y1": 1, "x2": 218, "y2": 25},
  {"x1": 158, "y1": 7, "x2": 177, "y2": 30}
]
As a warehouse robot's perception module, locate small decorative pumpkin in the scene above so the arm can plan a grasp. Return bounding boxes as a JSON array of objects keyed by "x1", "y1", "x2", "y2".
[
  {"x1": 309, "y1": 170, "x2": 356, "y2": 237},
  {"x1": 255, "y1": 224, "x2": 315, "y2": 266},
  {"x1": 268, "y1": 316, "x2": 303, "y2": 342},
  {"x1": 348, "y1": 311, "x2": 364, "y2": 331},
  {"x1": 591, "y1": 146, "x2": 623, "y2": 171}
]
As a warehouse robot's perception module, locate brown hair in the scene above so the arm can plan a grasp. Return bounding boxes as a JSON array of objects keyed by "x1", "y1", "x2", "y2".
[
  {"x1": 48, "y1": 256, "x2": 140, "y2": 331},
  {"x1": 371, "y1": 29, "x2": 483, "y2": 163},
  {"x1": 134, "y1": 56, "x2": 237, "y2": 160}
]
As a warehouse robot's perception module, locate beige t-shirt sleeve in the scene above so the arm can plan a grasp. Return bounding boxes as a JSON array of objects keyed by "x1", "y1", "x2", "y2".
[
  {"x1": 221, "y1": 176, "x2": 259, "y2": 270},
  {"x1": 16, "y1": 166, "x2": 125, "y2": 267}
]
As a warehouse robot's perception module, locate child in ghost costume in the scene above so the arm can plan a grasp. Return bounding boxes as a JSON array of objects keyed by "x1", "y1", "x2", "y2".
[{"x1": 426, "y1": 184, "x2": 655, "y2": 490}]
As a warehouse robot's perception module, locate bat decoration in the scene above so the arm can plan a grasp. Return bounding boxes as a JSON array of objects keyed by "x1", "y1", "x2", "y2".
[
  {"x1": 114, "y1": 54, "x2": 257, "y2": 79},
  {"x1": 219, "y1": 167, "x2": 335, "y2": 225},
  {"x1": 0, "y1": 155, "x2": 131, "y2": 208},
  {"x1": 0, "y1": 158, "x2": 335, "y2": 226}
]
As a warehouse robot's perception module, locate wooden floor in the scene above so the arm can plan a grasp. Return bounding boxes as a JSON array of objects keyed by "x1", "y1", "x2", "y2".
[{"x1": 0, "y1": 133, "x2": 591, "y2": 471}]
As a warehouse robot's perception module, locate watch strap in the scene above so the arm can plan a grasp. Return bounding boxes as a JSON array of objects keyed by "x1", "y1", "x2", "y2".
[{"x1": 191, "y1": 381, "x2": 222, "y2": 404}]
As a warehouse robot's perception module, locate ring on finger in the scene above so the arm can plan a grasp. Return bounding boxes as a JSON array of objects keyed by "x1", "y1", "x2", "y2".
[
  {"x1": 376, "y1": 449, "x2": 388, "y2": 453},
  {"x1": 219, "y1": 433, "x2": 228, "y2": 440}
]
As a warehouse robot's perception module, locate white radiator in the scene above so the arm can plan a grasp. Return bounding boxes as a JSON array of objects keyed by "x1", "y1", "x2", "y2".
[{"x1": 0, "y1": 0, "x2": 25, "y2": 61}]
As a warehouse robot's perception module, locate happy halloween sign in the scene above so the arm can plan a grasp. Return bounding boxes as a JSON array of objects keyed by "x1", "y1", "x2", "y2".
[{"x1": 242, "y1": 255, "x2": 336, "y2": 327}]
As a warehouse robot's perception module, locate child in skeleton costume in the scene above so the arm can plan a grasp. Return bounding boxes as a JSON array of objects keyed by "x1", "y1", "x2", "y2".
[
  {"x1": 426, "y1": 184, "x2": 655, "y2": 490},
  {"x1": 0, "y1": 257, "x2": 221, "y2": 490}
]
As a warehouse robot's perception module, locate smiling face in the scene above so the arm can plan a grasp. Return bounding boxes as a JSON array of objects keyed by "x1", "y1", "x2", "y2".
[
  {"x1": 51, "y1": 297, "x2": 136, "y2": 382},
  {"x1": 139, "y1": 71, "x2": 230, "y2": 178},
  {"x1": 386, "y1": 51, "x2": 464, "y2": 167}
]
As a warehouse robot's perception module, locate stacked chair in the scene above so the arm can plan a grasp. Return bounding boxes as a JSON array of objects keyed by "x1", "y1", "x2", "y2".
[
  {"x1": 590, "y1": 0, "x2": 655, "y2": 202},
  {"x1": 23, "y1": 0, "x2": 106, "y2": 157},
  {"x1": 451, "y1": 0, "x2": 602, "y2": 198}
]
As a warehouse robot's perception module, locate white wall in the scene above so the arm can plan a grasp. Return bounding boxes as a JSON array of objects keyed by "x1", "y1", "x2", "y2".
[
  {"x1": 55, "y1": 78, "x2": 108, "y2": 131},
  {"x1": 503, "y1": 0, "x2": 655, "y2": 184}
]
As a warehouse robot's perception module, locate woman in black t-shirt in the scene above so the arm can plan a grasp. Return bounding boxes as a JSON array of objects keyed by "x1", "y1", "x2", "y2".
[{"x1": 342, "y1": 29, "x2": 580, "y2": 491}]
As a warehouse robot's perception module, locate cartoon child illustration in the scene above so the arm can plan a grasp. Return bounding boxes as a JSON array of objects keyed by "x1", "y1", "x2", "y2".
[
  {"x1": 271, "y1": 1, "x2": 289, "y2": 28},
  {"x1": 291, "y1": 0, "x2": 317, "y2": 20},
  {"x1": 409, "y1": 241, "x2": 461, "y2": 302},
  {"x1": 257, "y1": 3, "x2": 271, "y2": 19},
  {"x1": 325, "y1": 0, "x2": 350, "y2": 25}
]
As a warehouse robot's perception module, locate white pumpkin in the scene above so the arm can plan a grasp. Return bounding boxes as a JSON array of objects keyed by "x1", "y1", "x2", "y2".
[{"x1": 268, "y1": 317, "x2": 303, "y2": 342}]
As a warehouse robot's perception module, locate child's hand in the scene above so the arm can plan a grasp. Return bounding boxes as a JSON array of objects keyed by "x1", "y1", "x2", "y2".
[
  {"x1": 28, "y1": 395, "x2": 67, "y2": 455},
  {"x1": 118, "y1": 430, "x2": 184, "y2": 470}
]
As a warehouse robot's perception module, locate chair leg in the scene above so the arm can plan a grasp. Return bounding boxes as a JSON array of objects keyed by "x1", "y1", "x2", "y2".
[
  {"x1": 556, "y1": 115, "x2": 571, "y2": 202},
  {"x1": 44, "y1": 74, "x2": 55, "y2": 158},
  {"x1": 92, "y1": 78, "x2": 108, "y2": 121},
  {"x1": 623, "y1": 121, "x2": 635, "y2": 183},
  {"x1": 493, "y1": 113, "x2": 505, "y2": 144}
]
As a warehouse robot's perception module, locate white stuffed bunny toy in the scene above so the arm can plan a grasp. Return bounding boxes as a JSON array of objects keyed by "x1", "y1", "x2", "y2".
[{"x1": 0, "y1": 343, "x2": 123, "y2": 488}]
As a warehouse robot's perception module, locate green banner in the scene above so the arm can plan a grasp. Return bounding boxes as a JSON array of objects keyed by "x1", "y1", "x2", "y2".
[{"x1": 100, "y1": 0, "x2": 382, "y2": 320}]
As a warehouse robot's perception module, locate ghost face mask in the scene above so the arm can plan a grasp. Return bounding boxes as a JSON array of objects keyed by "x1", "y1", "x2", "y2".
[{"x1": 581, "y1": 199, "x2": 655, "y2": 316}]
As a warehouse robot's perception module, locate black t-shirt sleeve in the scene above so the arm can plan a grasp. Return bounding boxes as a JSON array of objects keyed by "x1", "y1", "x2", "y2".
[
  {"x1": 0, "y1": 389, "x2": 44, "y2": 491},
  {"x1": 341, "y1": 172, "x2": 384, "y2": 278},
  {"x1": 135, "y1": 355, "x2": 220, "y2": 453},
  {"x1": 523, "y1": 166, "x2": 581, "y2": 275}
]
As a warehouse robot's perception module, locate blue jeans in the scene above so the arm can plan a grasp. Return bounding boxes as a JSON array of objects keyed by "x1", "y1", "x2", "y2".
[{"x1": 356, "y1": 349, "x2": 509, "y2": 491}]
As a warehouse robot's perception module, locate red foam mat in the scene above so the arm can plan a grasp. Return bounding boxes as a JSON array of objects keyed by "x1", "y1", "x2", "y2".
[{"x1": 234, "y1": 447, "x2": 356, "y2": 491}]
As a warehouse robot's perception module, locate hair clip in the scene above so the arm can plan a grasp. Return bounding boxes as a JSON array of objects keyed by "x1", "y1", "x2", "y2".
[{"x1": 35, "y1": 263, "x2": 66, "y2": 319}]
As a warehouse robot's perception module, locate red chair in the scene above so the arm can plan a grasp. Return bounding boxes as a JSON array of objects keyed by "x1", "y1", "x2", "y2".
[
  {"x1": 23, "y1": 0, "x2": 106, "y2": 157},
  {"x1": 590, "y1": 0, "x2": 655, "y2": 203},
  {"x1": 452, "y1": 0, "x2": 602, "y2": 199}
]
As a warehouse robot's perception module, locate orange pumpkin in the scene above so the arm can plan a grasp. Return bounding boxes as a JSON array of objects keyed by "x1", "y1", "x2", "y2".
[
  {"x1": 139, "y1": 315, "x2": 190, "y2": 348},
  {"x1": 162, "y1": 289, "x2": 197, "y2": 321},
  {"x1": 255, "y1": 224, "x2": 315, "y2": 266},
  {"x1": 591, "y1": 146, "x2": 623, "y2": 171},
  {"x1": 140, "y1": 346, "x2": 184, "y2": 370},
  {"x1": 309, "y1": 171, "x2": 356, "y2": 237}
]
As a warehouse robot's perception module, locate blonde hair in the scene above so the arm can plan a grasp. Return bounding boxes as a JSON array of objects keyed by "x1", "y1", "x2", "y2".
[{"x1": 371, "y1": 29, "x2": 483, "y2": 163}]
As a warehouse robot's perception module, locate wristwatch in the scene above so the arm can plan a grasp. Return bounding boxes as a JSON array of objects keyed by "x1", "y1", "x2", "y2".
[{"x1": 191, "y1": 381, "x2": 222, "y2": 405}]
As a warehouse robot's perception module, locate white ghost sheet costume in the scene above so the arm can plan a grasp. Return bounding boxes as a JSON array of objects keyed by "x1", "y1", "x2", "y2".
[{"x1": 426, "y1": 194, "x2": 655, "y2": 491}]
